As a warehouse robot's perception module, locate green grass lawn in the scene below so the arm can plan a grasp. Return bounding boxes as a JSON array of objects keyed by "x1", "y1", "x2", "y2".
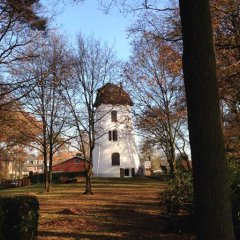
[{"x1": 0, "y1": 177, "x2": 195, "y2": 240}]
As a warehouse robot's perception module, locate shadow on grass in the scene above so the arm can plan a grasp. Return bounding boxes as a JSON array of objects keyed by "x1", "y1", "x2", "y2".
[
  {"x1": 38, "y1": 204, "x2": 194, "y2": 240},
  {"x1": 34, "y1": 178, "x2": 195, "y2": 240},
  {"x1": 92, "y1": 204, "x2": 194, "y2": 240}
]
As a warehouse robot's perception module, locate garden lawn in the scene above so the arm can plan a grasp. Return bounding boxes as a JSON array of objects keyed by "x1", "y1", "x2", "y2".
[{"x1": 0, "y1": 177, "x2": 195, "y2": 240}]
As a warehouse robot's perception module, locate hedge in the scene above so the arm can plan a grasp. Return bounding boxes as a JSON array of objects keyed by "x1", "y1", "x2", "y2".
[
  {"x1": 29, "y1": 171, "x2": 86, "y2": 184},
  {"x1": 0, "y1": 195, "x2": 39, "y2": 240}
]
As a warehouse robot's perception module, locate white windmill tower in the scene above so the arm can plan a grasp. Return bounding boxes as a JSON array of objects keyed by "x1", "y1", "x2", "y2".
[{"x1": 92, "y1": 83, "x2": 141, "y2": 177}]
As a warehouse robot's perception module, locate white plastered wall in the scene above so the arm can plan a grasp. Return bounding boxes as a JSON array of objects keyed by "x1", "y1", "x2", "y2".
[{"x1": 92, "y1": 104, "x2": 140, "y2": 177}]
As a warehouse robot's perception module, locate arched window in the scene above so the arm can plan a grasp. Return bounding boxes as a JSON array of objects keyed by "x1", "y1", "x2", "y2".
[
  {"x1": 111, "y1": 110, "x2": 117, "y2": 122},
  {"x1": 112, "y1": 152, "x2": 120, "y2": 166}
]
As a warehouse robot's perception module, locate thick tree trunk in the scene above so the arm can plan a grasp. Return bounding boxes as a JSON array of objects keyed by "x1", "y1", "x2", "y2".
[
  {"x1": 179, "y1": 0, "x2": 235, "y2": 239},
  {"x1": 166, "y1": 144, "x2": 176, "y2": 175}
]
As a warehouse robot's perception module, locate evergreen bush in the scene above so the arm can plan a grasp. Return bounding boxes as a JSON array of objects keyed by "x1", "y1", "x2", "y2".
[
  {"x1": 160, "y1": 169, "x2": 193, "y2": 216},
  {"x1": 0, "y1": 195, "x2": 39, "y2": 240}
]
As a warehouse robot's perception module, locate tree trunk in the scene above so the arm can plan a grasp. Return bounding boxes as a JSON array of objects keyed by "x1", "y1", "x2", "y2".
[
  {"x1": 44, "y1": 167, "x2": 48, "y2": 191},
  {"x1": 84, "y1": 162, "x2": 93, "y2": 195},
  {"x1": 168, "y1": 157, "x2": 175, "y2": 175},
  {"x1": 179, "y1": 0, "x2": 235, "y2": 239},
  {"x1": 46, "y1": 146, "x2": 53, "y2": 193},
  {"x1": 84, "y1": 144, "x2": 93, "y2": 195},
  {"x1": 43, "y1": 150, "x2": 48, "y2": 192},
  {"x1": 166, "y1": 146, "x2": 176, "y2": 175},
  {"x1": 46, "y1": 170, "x2": 52, "y2": 193},
  {"x1": 170, "y1": 143, "x2": 176, "y2": 173}
]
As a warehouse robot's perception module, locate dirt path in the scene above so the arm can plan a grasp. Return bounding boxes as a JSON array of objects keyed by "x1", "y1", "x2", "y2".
[{"x1": 36, "y1": 178, "x2": 195, "y2": 240}]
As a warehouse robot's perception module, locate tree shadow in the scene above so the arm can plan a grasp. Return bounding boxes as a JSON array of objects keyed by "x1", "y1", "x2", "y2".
[
  {"x1": 37, "y1": 180, "x2": 195, "y2": 240},
  {"x1": 38, "y1": 203, "x2": 195, "y2": 240},
  {"x1": 93, "y1": 203, "x2": 195, "y2": 240}
]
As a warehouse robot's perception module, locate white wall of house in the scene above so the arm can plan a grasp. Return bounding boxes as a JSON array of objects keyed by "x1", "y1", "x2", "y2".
[
  {"x1": 23, "y1": 158, "x2": 44, "y2": 175},
  {"x1": 93, "y1": 104, "x2": 140, "y2": 177}
]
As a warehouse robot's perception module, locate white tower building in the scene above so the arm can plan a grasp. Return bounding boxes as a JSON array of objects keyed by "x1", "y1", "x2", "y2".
[{"x1": 92, "y1": 83, "x2": 140, "y2": 177}]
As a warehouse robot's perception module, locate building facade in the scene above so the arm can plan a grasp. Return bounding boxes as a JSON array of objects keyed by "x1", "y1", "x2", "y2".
[
  {"x1": 52, "y1": 156, "x2": 88, "y2": 173},
  {"x1": 23, "y1": 154, "x2": 44, "y2": 175},
  {"x1": 92, "y1": 83, "x2": 140, "y2": 177}
]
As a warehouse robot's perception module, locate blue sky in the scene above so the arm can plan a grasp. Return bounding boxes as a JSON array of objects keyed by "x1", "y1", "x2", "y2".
[{"x1": 42, "y1": 1, "x2": 134, "y2": 60}]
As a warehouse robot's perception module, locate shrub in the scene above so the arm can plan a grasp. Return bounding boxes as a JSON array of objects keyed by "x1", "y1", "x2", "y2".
[
  {"x1": 160, "y1": 169, "x2": 193, "y2": 216},
  {"x1": 29, "y1": 171, "x2": 86, "y2": 184},
  {"x1": 0, "y1": 195, "x2": 39, "y2": 240},
  {"x1": 160, "y1": 164, "x2": 240, "y2": 237},
  {"x1": 29, "y1": 173, "x2": 45, "y2": 184}
]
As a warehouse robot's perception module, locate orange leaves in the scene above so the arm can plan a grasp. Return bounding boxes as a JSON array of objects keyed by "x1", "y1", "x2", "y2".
[
  {"x1": 0, "y1": 102, "x2": 40, "y2": 148},
  {"x1": 157, "y1": 43, "x2": 182, "y2": 77}
]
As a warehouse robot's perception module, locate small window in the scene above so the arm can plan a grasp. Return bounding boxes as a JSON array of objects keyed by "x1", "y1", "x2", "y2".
[
  {"x1": 111, "y1": 110, "x2": 117, "y2": 122},
  {"x1": 112, "y1": 153, "x2": 120, "y2": 166},
  {"x1": 124, "y1": 169, "x2": 130, "y2": 176},
  {"x1": 75, "y1": 159, "x2": 80, "y2": 164},
  {"x1": 112, "y1": 130, "x2": 118, "y2": 141},
  {"x1": 109, "y1": 130, "x2": 118, "y2": 141}
]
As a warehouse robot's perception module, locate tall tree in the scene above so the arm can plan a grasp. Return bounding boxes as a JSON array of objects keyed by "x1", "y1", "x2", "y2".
[
  {"x1": 0, "y1": 0, "x2": 47, "y2": 102},
  {"x1": 10, "y1": 33, "x2": 72, "y2": 192},
  {"x1": 62, "y1": 34, "x2": 119, "y2": 194},
  {"x1": 125, "y1": 36, "x2": 187, "y2": 174},
  {"x1": 211, "y1": 0, "x2": 240, "y2": 162},
  {"x1": 0, "y1": 0, "x2": 46, "y2": 66},
  {"x1": 179, "y1": 0, "x2": 235, "y2": 239},
  {"x1": 126, "y1": 0, "x2": 240, "y2": 162}
]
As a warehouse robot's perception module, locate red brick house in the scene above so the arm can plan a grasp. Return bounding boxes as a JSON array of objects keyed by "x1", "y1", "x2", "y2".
[{"x1": 52, "y1": 156, "x2": 89, "y2": 173}]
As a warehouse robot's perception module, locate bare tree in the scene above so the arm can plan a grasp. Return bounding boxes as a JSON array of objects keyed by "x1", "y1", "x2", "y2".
[
  {"x1": 10, "y1": 33, "x2": 72, "y2": 192},
  {"x1": 0, "y1": 0, "x2": 46, "y2": 66},
  {"x1": 0, "y1": 0, "x2": 47, "y2": 103},
  {"x1": 62, "y1": 34, "x2": 119, "y2": 194},
  {"x1": 124, "y1": 36, "x2": 187, "y2": 174},
  {"x1": 125, "y1": 0, "x2": 240, "y2": 162}
]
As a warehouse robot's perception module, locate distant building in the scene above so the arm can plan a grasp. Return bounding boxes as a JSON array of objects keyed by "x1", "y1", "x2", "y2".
[
  {"x1": 93, "y1": 83, "x2": 140, "y2": 177},
  {"x1": 52, "y1": 156, "x2": 89, "y2": 173},
  {"x1": 23, "y1": 154, "x2": 44, "y2": 175}
]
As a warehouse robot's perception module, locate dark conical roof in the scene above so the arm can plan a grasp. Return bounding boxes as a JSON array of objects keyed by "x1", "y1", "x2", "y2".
[{"x1": 94, "y1": 83, "x2": 133, "y2": 107}]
